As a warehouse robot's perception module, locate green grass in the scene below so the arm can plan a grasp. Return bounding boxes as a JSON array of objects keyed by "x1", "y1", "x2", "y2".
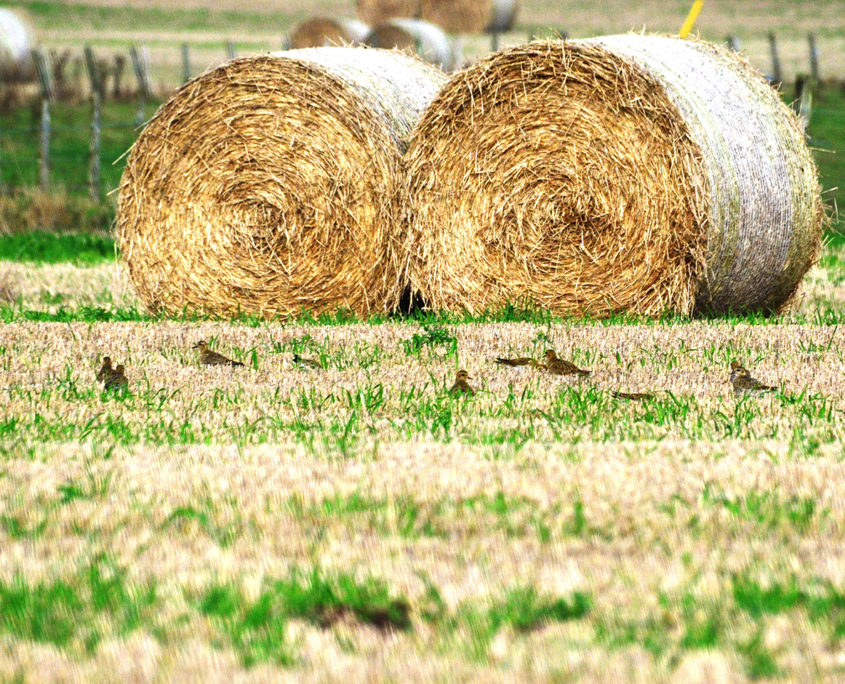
[
  {"x1": 4, "y1": 0, "x2": 297, "y2": 35},
  {"x1": 3, "y1": 298, "x2": 845, "y2": 326},
  {"x1": 0, "y1": 231, "x2": 115, "y2": 264},
  {"x1": 199, "y1": 570, "x2": 411, "y2": 666},
  {"x1": 0, "y1": 100, "x2": 149, "y2": 198},
  {"x1": 805, "y1": 86, "x2": 845, "y2": 237},
  {"x1": 0, "y1": 557, "x2": 158, "y2": 654}
]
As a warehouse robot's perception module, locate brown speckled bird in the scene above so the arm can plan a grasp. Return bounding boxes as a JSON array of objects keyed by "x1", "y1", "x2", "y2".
[
  {"x1": 730, "y1": 361, "x2": 776, "y2": 395},
  {"x1": 293, "y1": 353, "x2": 322, "y2": 369},
  {"x1": 193, "y1": 340, "x2": 244, "y2": 367},
  {"x1": 104, "y1": 363, "x2": 128, "y2": 391},
  {"x1": 542, "y1": 349, "x2": 590, "y2": 376},
  {"x1": 449, "y1": 370, "x2": 475, "y2": 396},
  {"x1": 612, "y1": 390, "x2": 654, "y2": 401},
  {"x1": 96, "y1": 356, "x2": 112, "y2": 382},
  {"x1": 494, "y1": 356, "x2": 542, "y2": 368}
]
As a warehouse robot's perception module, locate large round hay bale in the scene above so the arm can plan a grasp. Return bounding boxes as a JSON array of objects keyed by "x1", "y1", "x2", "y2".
[
  {"x1": 288, "y1": 17, "x2": 370, "y2": 49},
  {"x1": 0, "y1": 8, "x2": 35, "y2": 82},
  {"x1": 419, "y1": 0, "x2": 518, "y2": 33},
  {"x1": 401, "y1": 36, "x2": 823, "y2": 318},
  {"x1": 366, "y1": 18, "x2": 457, "y2": 71},
  {"x1": 357, "y1": 0, "x2": 420, "y2": 26},
  {"x1": 118, "y1": 48, "x2": 447, "y2": 319}
]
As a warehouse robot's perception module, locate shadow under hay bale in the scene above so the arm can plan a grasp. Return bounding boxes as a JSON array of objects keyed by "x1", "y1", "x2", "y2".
[
  {"x1": 358, "y1": 0, "x2": 420, "y2": 26},
  {"x1": 420, "y1": 0, "x2": 517, "y2": 34},
  {"x1": 0, "y1": 8, "x2": 35, "y2": 82},
  {"x1": 118, "y1": 48, "x2": 447, "y2": 319},
  {"x1": 288, "y1": 17, "x2": 370, "y2": 49},
  {"x1": 366, "y1": 18, "x2": 458, "y2": 71},
  {"x1": 401, "y1": 35, "x2": 824, "y2": 318}
]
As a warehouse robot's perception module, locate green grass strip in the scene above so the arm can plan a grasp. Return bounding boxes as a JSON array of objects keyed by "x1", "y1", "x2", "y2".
[{"x1": 0, "y1": 231, "x2": 115, "y2": 265}]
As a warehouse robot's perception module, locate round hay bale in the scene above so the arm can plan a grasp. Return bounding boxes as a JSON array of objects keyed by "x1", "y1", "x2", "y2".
[
  {"x1": 118, "y1": 47, "x2": 448, "y2": 319},
  {"x1": 419, "y1": 0, "x2": 518, "y2": 34},
  {"x1": 288, "y1": 17, "x2": 370, "y2": 49},
  {"x1": 357, "y1": 0, "x2": 420, "y2": 26},
  {"x1": 366, "y1": 18, "x2": 457, "y2": 71},
  {"x1": 401, "y1": 36, "x2": 823, "y2": 318},
  {"x1": 0, "y1": 8, "x2": 35, "y2": 82}
]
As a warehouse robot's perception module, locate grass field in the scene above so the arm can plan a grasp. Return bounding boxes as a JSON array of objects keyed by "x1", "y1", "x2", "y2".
[
  {"x1": 0, "y1": 233, "x2": 844, "y2": 679},
  {"x1": 0, "y1": 1, "x2": 843, "y2": 680}
]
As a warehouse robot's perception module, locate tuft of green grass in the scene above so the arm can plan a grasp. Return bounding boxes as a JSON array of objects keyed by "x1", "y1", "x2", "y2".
[
  {"x1": 401, "y1": 325, "x2": 458, "y2": 359},
  {"x1": 199, "y1": 569, "x2": 411, "y2": 667},
  {"x1": 0, "y1": 557, "x2": 157, "y2": 654},
  {"x1": 489, "y1": 586, "x2": 591, "y2": 632}
]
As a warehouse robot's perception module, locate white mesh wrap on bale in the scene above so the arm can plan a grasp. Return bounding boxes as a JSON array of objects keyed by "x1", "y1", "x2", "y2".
[
  {"x1": 0, "y1": 9, "x2": 35, "y2": 81},
  {"x1": 591, "y1": 34, "x2": 821, "y2": 314},
  {"x1": 401, "y1": 35, "x2": 823, "y2": 318},
  {"x1": 366, "y1": 18, "x2": 457, "y2": 71}
]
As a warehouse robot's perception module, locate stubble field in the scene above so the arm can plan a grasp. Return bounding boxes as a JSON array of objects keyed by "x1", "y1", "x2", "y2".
[{"x1": 1, "y1": 246, "x2": 845, "y2": 680}]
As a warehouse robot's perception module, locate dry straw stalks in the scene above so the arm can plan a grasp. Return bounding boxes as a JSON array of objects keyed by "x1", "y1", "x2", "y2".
[
  {"x1": 118, "y1": 47, "x2": 447, "y2": 319},
  {"x1": 401, "y1": 35, "x2": 824, "y2": 318}
]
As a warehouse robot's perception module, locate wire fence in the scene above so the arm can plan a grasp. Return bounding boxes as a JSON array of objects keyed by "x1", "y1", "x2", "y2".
[{"x1": 0, "y1": 31, "x2": 841, "y2": 200}]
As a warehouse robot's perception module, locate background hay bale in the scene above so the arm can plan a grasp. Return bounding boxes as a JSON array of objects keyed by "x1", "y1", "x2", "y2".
[
  {"x1": 0, "y1": 8, "x2": 35, "y2": 82},
  {"x1": 401, "y1": 35, "x2": 823, "y2": 318},
  {"x1": 365, "y1": 18, "x2": 457, "y2": 71},
  {"x1": 118, "y1": 47, "x2": 447, "y2": 319},
  {"x1": 357, "y1": 0, "x2": 420, "y2": 26},
  {"x1": 419, "y1": 0, "x2": 518, "y2": 33},
  {"x1": 288, "y1": 17, "x2": 370, "y2": 49}
]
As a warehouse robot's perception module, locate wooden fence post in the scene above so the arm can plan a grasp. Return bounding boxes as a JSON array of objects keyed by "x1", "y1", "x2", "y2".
[
  {"x1": 768, "y1": 32, "x2": 782, "y2": 84},
  {"x1": 84, "y1": 46, "x2": 103, "y2": 200},
  {"x1": 808, "y1": 33, "x2": 820, "y2": 82},
  {"x1": 129, "y1": 44, "x2": 151, "y2": 126},
  {"x1": 181, "y1": 43, "x2": 191, "y2": 83},
  {"x1": 226, "y1": 40, "x2": 236, "y2": 60},
  {"x1": 112, "y1": 53, "x2": 125, "y2": 99},
  {"x1": 31, "y1": 47, "x2": 53, "y2": 192}
]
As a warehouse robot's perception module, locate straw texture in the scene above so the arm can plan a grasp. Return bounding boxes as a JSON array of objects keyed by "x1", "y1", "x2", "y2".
[
  {"x1": 366, "y1": 18, "x2": 456, "y2": 71},
  {"x1": 357, "y1": 0, "x2": 419, "y2": 26},
  {"x1": 118, "y1": 48, "x2": 447, "y2": 318},
  {"x1": 419, "y1": 0, "x2": 518, "y2": 33},
  {"x1": 401, "y1": 36, "x2": 823, "y2": 318},
  {"x1": 288, "y1": 17, "x2": 370, "y2": 49}
]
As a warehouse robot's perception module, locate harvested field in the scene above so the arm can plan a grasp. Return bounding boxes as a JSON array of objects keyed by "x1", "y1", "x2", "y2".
[{"x1": 1, "y1": 305, "x2": 845, "y2": 678}]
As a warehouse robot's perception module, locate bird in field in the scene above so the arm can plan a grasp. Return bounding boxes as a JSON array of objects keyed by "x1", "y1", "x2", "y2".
[
  {"x1": 542, "y1": 349, "x2": 590, "y2": 376},
  {"x1": 96, "y1": 356, "x2": 112, "y2": 382},
  {"x1": 730, "y1": 361, "x2": 777, "y2": 395},
  {"x1": 611, "y1": 390, "x2": 655, "y2": 400},
  {"x1": 494, "y1": 356, "x2": 543, "y2": 368},
  {"x1": 293, "y1": 353, "x2": 322, "y2": 369},
  {"x1": 103, "y1": 363, "x2": 128, "y2": 391},
  {"x1": 449, "y1": 370, "x2": 475, "y2": 396},
  {"x1": 193, "y1": 340, "x2": 244, "y2": 367}
]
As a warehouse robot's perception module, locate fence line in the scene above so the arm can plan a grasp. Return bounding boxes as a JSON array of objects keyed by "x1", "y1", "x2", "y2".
[{"x1": 0, "y1": 33, "x2": 841, "y2": 198}]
